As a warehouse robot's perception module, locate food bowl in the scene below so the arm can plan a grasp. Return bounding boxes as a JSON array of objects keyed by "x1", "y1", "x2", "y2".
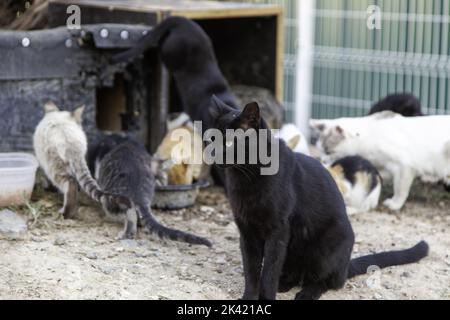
[
  {"x1": 0, "y1": 153, "x2": 39, "y2": 207},
  {"x1": 152, "y1": 179, "x2": 209, "y2": 210}
]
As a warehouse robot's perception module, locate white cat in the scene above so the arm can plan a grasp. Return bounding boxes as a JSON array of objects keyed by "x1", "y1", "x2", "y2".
[
  {"x1": 278, "y1": 123, "x2": 310, "y2": 155},
  {"x1": 33, "y1": 102, "x2": 129, "y2": 218},
  {"x1": 310, "y1": 111, "x2": 450, "y2": 210}
]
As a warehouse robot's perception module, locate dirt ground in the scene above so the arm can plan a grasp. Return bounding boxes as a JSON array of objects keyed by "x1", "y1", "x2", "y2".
[{"x1": 0, "y1": 181, "x2": 449, "y2": 300}]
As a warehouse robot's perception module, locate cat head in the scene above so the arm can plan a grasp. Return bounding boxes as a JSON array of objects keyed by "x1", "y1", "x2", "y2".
[
  {"x1": 208, "y1": 95, "x2": 275, "y2": 170},
  {"x1": 209, "y1": 95, "x2": 262, "y2": 132},
  {"x1": 43, "y1": 101, "x2": 85, "y2": 125},
  {"x1": 309, "y1": 119, "x2": 354, "y2": 156}
]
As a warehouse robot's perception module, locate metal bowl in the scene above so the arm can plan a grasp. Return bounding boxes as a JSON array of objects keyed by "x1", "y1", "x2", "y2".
[{"x1": 152, "y1": 179, "x2": 209, "y2": 210}]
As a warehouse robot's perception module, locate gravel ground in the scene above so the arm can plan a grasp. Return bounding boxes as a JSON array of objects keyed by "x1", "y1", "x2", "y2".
[{"x1": 0, "y1": 182, "x2": 449, "y2": 300}]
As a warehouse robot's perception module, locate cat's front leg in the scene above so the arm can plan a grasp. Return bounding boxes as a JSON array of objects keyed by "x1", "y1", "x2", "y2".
[
  {"x1": 239, "y1": 229, "x2": 264, "y2": 300},
  {"x1": 383, "y1": 166, "x2": 415, "y2": 211},
  {"x1": 259, "y1": 226, "x2": 289, "y2": 300}
]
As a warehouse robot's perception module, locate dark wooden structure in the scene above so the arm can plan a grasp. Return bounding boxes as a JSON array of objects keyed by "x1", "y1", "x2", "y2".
[
  {"x1": 49, "y1": 0, "x2": 283, "y2": 146},
  {"x1": 0, "y1": 0, "x2": 283, "y2": 153},
  {"x1": 0, "y1": 24, "x2": 153, "y2": 151}
]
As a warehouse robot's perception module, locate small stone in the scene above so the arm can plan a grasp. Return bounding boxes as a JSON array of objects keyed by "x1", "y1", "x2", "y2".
[
  {"x1": 97, "y1": 265, "x2": 115, "y2": 275},
  {"x1": 54, "y1": 236, "x2": 66, "y2": 246},
  {"x1": 200, "y1": 206, "x2": 215, "y2": 214},
  {"x1": 134, "y1": 251, "x2": 151, "y2": 258},
  {"x1": 215, "y1": 256, "x2": 227, "y2": 265},
  {"x1": 401, "y1": 271, "x2": 411, "y2": 278},
  {"x1": 86, "y1": 252, "x2": 98, "y2": 260},
  {"x1": 119, "y1": 239, "x2": 138, "y2": 248},
  {"x1": 373, "y1": 293, "x2": 383, "y2": 300},
  {"x1": 31, "y1": 236, "x2": 45, "y2": 242},
  {"x1": 0, "y1": 209, "x2": 27, "y2": 240},
  {"x1": 382, "y1": 282, "x2": 394, "y2": 290}
]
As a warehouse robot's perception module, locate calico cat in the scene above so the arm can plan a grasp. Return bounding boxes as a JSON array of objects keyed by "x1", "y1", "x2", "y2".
[
  {"x1": 310, "y1": 112, "x2": 450, "y2": 210},
  {"x1": 112, "y1": 16, "x2": 238, "y2": 131},
  {"x1": 33, "y1": 102, "x2": 130, "y2": 218},
  {"x1": 369, "y1": 93, "x2": 423, "y2": 117},
  {"x1": 327, "y1": 156, "x2": 381, "y2": 214},
  {"x1": 87, "y1": 133, "x2": 212, "y2": 247},
  {"x1": 209, "y1": 96, "x2": 428, "y2": 300}
]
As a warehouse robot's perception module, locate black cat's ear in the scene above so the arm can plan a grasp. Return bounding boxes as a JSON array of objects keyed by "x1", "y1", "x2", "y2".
[
  {"x1": 240, "y1": 102, "x2": 260, "y2": 129},
  {"x1": 209, "y1": 95, "x2": 233, "y2": 119}
]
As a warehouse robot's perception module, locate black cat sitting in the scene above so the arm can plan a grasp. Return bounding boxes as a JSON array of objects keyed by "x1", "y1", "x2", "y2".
[{"x1": 209, "y1": 95, "x2": 429, "y2": 300}]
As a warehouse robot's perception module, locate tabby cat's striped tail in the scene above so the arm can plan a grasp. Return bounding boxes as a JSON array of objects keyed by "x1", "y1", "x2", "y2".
[
  {"x1": 69, "y1": 156, "x2": 131, "y2": 211},
  {"x1": 137, "y1": 204, "x2": 212, "y2": 247}
]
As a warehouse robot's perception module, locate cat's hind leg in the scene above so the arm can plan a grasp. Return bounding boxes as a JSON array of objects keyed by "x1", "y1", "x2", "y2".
[
  {"x1": 59, "y1": 177, "x2": 79, "y2": 219},
  {"x1": 383, "y1": 166, "x2": 415, "y2": 211},
  {"x1": 117, "y1": 207, "x2": 138, "y2": 240}
]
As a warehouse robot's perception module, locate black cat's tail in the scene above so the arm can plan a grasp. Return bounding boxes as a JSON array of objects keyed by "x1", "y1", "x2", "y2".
[
  {"x1": 347, "y1": 241, "x2": 429, "y2": 278},
  {"x1": 136, "y1": 204, "x2": 212, "y2": 248},
  {"x1": 111, "y1": 17, "x2": 179, "y2": 63}
]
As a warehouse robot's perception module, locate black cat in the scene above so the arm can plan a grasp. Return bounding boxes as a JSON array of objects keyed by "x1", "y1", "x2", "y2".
[
  {"x1": 87, "y1": 133, "x2": 212, "y2": 247},
  {"x1": 112, "y1": 16, "x2": 238, "y2": 131},
  {"x1": 369, "y1": 93, "x2": 423, "y2": 117},
  {"x1": 209, "y1": 95, "x2": 429, "y2": 300}
]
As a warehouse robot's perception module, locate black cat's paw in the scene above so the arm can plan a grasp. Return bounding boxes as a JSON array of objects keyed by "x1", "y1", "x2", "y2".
[
  {"x1": 294, "y1": 292, "x2": 308, "y2": 300},
  {"x1": 278, "y1": 281, "x2": 295, "y2": 293},
  {"x1": 258, "y1": 294, "x2": 275, "y2": 301},
  {"x1": 294, "y1": 290, "x2": 322, "y2": 300}
]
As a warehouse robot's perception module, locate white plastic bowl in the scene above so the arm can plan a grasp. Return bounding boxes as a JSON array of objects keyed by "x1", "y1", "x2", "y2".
[{"x1": 0, "y1": 153, "x2": 39, "y2": 207}]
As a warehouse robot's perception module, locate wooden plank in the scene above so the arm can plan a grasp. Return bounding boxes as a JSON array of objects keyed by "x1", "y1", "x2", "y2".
[
  {"x1": 172, "y1": 6, "x2": 282, "y2": 20},
  {"x1": 275, "y1": 10, "x2": 284, "y2": 102},
  {"x1": 50, "y1": 0, "x2": 276, "y2": 13}
]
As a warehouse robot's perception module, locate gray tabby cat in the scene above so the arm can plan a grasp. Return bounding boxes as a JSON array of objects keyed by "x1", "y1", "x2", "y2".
[
  {"x1": 87, "y1": 133, "x2": 212, "y2": 246},
  {"x1": 33, "y1": 102, "x2": 130, "y2": 218}
]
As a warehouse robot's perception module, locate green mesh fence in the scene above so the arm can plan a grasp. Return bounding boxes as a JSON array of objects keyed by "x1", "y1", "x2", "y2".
[{"x1": 313, "y1": 0, "x2": 450, "y2": 119}]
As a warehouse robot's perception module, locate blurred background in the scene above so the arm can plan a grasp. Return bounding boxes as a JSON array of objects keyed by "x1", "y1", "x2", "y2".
[
  {"x1": 2, "y1": 0, "x2": 450, "y2": 126},
  {"x1": 231, "y1": 0, "x2": 450, "y2": 127}
]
